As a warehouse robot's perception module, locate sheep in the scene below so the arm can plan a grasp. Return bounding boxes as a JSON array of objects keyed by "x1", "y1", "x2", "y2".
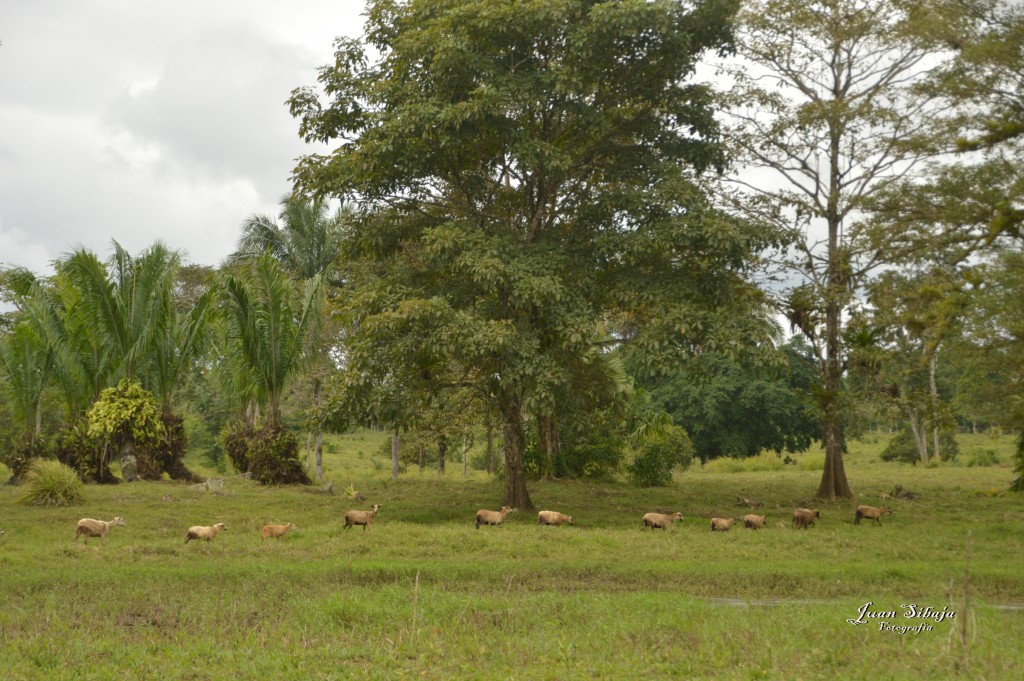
[
  {"x1": 642, "y1": 511, "x2": 684, "y2": 531},
  {"x1": 854, "y1": 505, "x2": 893, "y2": 526},
  {"x1": 537, "y1": 510, "x2": 573, "y2": 527},
  {"x1": 792, "y1": 508, "x2": 821, "y2": 529},
  {"x1": 743, "y1": 514, "x2": 767, "y2": 530},
  {"x1": 475, "y1": 505, "x2": 514, "y2": 529},
  {"x1": 184, "y1": 522, "x2": 227, "y2": 544},
  {"x1": 710, "y1": 517, "x2": 737, "y2": 531},
  {"x1": 344, "y1": 504, "x2": 381, "y2": 531},
  {"x1": 74, "y1": 517, "x2": 126, "y2": 544},
  {"x1": 261, "y1": 522, "x2": 295, "y2": 539}
]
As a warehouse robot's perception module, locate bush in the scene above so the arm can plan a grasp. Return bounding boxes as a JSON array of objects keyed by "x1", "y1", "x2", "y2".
[
  {"x1": 880, "y1": 428, "x2": 959, "y2": 464},
  {"x1": 220, "y1": 426, "x2": 251, "y2": 474},
  {"x1": 0, "y1": 460, "x2": 12, "y2": 484},
  {"x1": 3, "y1": 439, "x2": 48, "y2": 481},
  {"x1": 247, "y1": 425, "x2": 311, "y2": 485},
  {"x1": 627, "y1": 425, "x2": 694, "y2": 487},
  {"x1": 967, "y1": 449, "x2": 1000, "y2": 467},
  {"x1": 18, "y1": 459, "x2": 85, "y2": 507}
]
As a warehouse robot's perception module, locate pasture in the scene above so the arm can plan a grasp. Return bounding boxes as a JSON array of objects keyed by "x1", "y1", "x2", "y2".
[{"x1": 1, "y1": 431, "x2": 1022, "y2": 680}]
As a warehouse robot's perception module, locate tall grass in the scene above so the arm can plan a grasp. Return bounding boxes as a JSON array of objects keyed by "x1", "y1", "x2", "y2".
[{"x1": 17, "y1": 459, "x2": 84, "y2": 507}]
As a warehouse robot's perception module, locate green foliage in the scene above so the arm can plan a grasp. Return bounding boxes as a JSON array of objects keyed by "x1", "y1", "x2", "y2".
[
  {"x1": 2, "y1": 439, "x2": 48, "y2": 481},
  {"x1": 17, "y1": 459, "x2": 84, "y2": 507},
  {"x1": 220, "y1": 425, "x2": 251, "y2": 474},
  {"x1": 0, "y1": 460, "x2": 11, "y2": 484},
  {"x1": 86, "y1": 379, "x2": 166, "y2": 478},
  {"x1": 639, "y1": 338, "x2": 821, "y2": 461},
  {"x1": 627, "y1": 424, "x2": 694, "y2": 487},
  {"x1": 880, "y1": 428, "x2": 960, "y2": 464},
  {"x1": 967, "y1": 448, "x2": 1000, "y2": 467},
  {"x1": 246, "y1": 425, "x2": 311, "y2": 486},
  {"x1": 220, "y1": 253, "x2": 322, "y2": 426},
  {"x1": 53, "y1": 422, "x2": 102, "y2": 482}
]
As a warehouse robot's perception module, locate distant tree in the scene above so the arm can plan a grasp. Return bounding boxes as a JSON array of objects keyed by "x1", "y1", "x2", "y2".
[
  {"x1": 718, "y1": 0, "x2": 958, "y2": 498},
  {"x1": 289, "y1": 0, "x2": 780, "y2": 510},
  {"x1": 638, "y1": 337, "x2": 821, "y2": 461}
]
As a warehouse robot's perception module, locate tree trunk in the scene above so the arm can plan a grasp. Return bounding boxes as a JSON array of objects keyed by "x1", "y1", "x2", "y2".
[
  {"x1": 929, "y1": 352, "x2": 941, "y2": 461},
  {"x1": 437, "y1": 435, "x2": 447, "y2": 476},
  {"x1": 314, "y1": 431, "x2": 324, "y2": 481},
  {"x1": 486, "y1": 422, "x2": 494, "y2": 476},
  {"x1": 391, "y1": 430, "x2": 400, "y2": 480},
  {"x1": 499, "y1": 394, "x2": 534, "y2": 511},
  {"x1": 418, "y1": 446, "x2": 425, "y2": 474},
  {"x1": 816, "y1": 198, "x2": 853, "y2": 500},
  {"x1": 537, "y1": 414, "x2": 560, "y2": 479},
  {"x1": 907, "y1": 408, "x2": 930, "y2": 464}
]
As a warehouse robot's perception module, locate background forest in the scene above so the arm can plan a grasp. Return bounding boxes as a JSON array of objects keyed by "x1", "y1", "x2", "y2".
[{"x1": 1, "y1": 0, "x2": 1023, "y2": 507}]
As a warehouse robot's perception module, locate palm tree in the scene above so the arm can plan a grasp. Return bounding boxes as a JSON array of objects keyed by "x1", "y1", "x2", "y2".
[
  {"x1": 0, "y1": 323, "x2": 50, "y2": 456},
  {"x1": 227, "y1": 195, "x2": 349, "y2": 283},
  {"x1": 221, "y1": 253, "x2": 322, "y2": 428},
  {"x1": 228, "y1": 195, "x2": 350, "y2": 479}
]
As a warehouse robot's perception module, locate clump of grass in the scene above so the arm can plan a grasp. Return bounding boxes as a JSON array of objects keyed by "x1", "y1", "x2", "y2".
[
  {"x1": 702, "y1": 452, "x2": 787, "y2": 473},
  {"x1": 967, "y1": 449, "x2": 1000, "y2": 467},
  {"x1": 18, "y1": 459, "x2": 85, "y2": 507},
  {"x1": 0, "y1": 460, "x2": 12, "y2": 484}
]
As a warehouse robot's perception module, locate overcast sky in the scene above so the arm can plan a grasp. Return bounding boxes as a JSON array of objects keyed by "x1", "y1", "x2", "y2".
[{"x1": 0, "y1": 0, "x2": 365, "y2": 275}]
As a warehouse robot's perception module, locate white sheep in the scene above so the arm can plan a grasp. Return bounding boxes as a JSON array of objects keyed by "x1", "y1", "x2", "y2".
[
  {"x1": 642, "y1": 511, "x2": 684, "y2": 531},
  {"x1": 185, "y1": 522, "x2": 227, "y2": 544},
  {"x1": 537, "y1": 510, "x2": 573, "y2": 526},
  {"x1": 344, "y1": 504, "x2": 381, "y2": 531},
  {"x1": 261, "y1": 523, "x2": 295, "y2": 539},
  {"x1": 475, "y1": 506, "x2": 514, "y2": 529},
  {"x1": 74, "y1": 517, "x2": 125, "y2": 544}
]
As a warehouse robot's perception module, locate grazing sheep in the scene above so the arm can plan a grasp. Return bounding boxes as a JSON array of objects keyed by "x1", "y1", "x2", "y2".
[
  {"x1": 642, "y1": 511, "x2": 684, "y2": 531},
  {"x1": 261, "y1": 522, "x2": 295, "y2": 539},
  {"x1": 537, "y1": 510, "x2": 573, "y2": 527},
  {"x1": 854, "y1": 505, "x2": 893, "y2": 525},
  {"x1": 792, "y1": 508, "x2": 821, "y2": 529},
  {"x1": 710, "y1": 517, "x2": 736, "y2": 531},
  {"x1": 344, "y1": 504, "x2": 381, "y2": 531},
  {"x1": 743, "y1": 514, "x2": 767, "y2": 530},
  {"x1": 75, "y1": 517, "x2": 126, "y2": 544},
  {"x1": 475, "y1": 505, "x2": 514, "y2": 529},
  {"x1": 184, "y1": 522, "x2": 227, "y2": 544}
]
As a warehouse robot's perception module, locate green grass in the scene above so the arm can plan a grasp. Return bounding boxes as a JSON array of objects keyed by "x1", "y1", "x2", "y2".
[{"x1": 1, "y1": 431, "x2": 1022, "y2": 679}]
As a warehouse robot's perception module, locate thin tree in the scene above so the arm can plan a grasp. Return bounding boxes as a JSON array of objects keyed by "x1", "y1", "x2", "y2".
[{"x1": 718, "y1": 0, "x2": 955, "y2": 499}]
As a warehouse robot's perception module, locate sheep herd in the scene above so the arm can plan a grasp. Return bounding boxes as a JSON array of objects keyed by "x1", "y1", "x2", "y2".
[{"x1": 61, "y1": 503, "x2": 894, "y2": 546}]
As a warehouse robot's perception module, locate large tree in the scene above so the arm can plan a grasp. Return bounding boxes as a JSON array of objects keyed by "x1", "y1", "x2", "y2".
[
  {"x1": 290, "y1": 0, "x2": 779, "y2": 509},
  {"x1": 718, "y1": 0, "x2": 956, "y2": 499}
]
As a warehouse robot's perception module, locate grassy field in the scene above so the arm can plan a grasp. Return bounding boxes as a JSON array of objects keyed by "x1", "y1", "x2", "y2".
[{"x1": 1, "y1": 431, "x2": 1022, "y2": 680}]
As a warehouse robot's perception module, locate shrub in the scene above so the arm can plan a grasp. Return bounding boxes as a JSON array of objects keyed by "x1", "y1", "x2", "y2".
[
  {"x1": 86, "y1": 380, "x2": 166, "y2": 481},
  {"x1": 628, "y1": 425, "x2": 694, "y2": 487},
  {"x1": 220, "y1": 425, "x2": 251, "y2": 474},
  {"x1": 18, "y1": 459, "x2": 85, "y2": 507},
  {"x1": 0, "y1": 460, "x2": 12, "y2": 484},
  {"x1": 3, "y1": 439, "x2": 48, "y2": 481},
  {"x1": 967, "y1": 449, "x2": 1000, "y2": 467},
  {"x1": 54, "y1": 422, "x2": 104, "y2": 482},
  {"x1": 247, "y1": 425, "x2": 311, "y2": 485}
]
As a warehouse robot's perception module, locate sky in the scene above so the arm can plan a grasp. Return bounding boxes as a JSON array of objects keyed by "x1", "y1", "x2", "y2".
[{"x1": 0, "y1": 0, "x2": 366, "y2": 275}]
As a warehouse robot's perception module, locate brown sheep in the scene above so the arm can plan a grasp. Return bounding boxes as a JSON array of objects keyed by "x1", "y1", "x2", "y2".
[
  {"x1": 743, "y1": 514, "x2": 767, "y2": 529},
  {"x1": 344, "y1": 504, "x2": 381, "y2": 531},
  {"x1": 642, "y1": 512, "x2": 684, "y2": 531},
  {"x1": 75, "y1": 517, "x2": 125, "y2": 544},
  {"x1": 476, "y1": 506, "x2": 514, "y2": 529},
  {"x1": 792, "y1": 508, "x2": 820, "y2": 529},
  {"x1": 854, "y1": 505, "x2": 893, "y2": 525},
  {"x1": 185, "y1": 523, "x2": 227, "y2": 543},
  {"x1": 261, "y1": 523, "x2": 295, "y2": 539},
  {"x1": 537, "y1": 510, "x2": 573, "y2": 527},
  {"x1": 710, "y1": 517, "x2": 736, "y2": 531}
]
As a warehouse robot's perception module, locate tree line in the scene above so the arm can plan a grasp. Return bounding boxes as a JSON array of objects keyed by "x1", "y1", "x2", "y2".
[{"x1": 2, "y1": 0, "x2": 1023, "y2": 505}]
